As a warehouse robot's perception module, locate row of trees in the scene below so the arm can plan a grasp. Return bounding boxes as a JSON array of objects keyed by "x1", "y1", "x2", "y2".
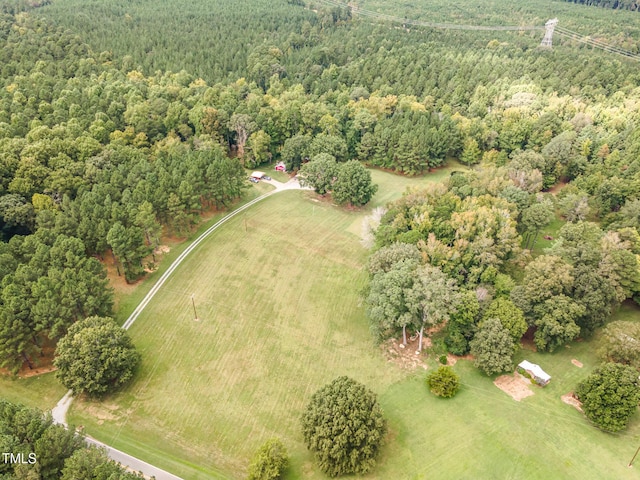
[
  {"x1": 561, "y1": 0, "x2": 640, "y2": 10},
  {"x1": 0, "y1": 231, "x2": 113, "y2": 373},
  {"x1": 0, "y1": 14, "x2": 252, "y2": 370}
]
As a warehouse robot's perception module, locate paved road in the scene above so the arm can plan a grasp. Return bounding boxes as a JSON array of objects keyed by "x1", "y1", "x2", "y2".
[
  {"x1": 84, "y1": 436, "x2": 183, "y2": 480},
  {"x1": 51, "y1": 389, "x2": 73, "y2": 425},
  {"x1": 51, "y1": 177, "x2": 306, "y2": 479}
]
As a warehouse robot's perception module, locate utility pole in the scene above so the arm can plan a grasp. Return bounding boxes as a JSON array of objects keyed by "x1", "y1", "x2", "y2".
[
  {"x1": 628, "y1": 444, "x2": 640, "y2": 467},
  {"x1": 191, "y1": 294, "x2": 199, "y2": 321},
  {"x1": 540, "y1": 18, "x2": 558, "y2": 49}
]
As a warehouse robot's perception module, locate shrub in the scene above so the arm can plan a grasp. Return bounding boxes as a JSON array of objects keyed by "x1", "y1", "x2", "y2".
[
  {"x1": 247, "y1": 438, "x2": 288, "y2": 480},
  {"x1": 426, "y1": 366, "x2": 461, "y2": 398},
  {"x1": 439, "y1": 354, "x2": 448, "y2": 365},
  {"x1": 301, "y1": 376, "x2": 386, "y2": 477}
]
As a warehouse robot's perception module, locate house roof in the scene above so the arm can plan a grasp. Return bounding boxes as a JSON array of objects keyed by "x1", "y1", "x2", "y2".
[{"x1": 518, "y1": 360, "x2": 551, "y2": 381}]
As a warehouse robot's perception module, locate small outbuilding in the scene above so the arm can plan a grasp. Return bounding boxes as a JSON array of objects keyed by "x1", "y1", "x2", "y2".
[
  {"x1": 250, "y1": 171, "x2": 266, "y2": 180},
  {"x1": 517, "y1": 360, "x2": 551, "y2": 387},
  {"x1": 275, "y1": 162, "x2": 286, "y2": 172}
]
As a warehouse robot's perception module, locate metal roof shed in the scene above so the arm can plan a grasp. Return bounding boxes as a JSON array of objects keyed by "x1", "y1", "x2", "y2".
[{"x1": 517, "y1": 360, "x2": 551, "y2": 386}]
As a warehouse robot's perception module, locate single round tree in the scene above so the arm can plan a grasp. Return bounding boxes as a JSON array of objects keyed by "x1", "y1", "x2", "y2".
[
  {"x1": 54, "y1": 316, "x2": 140, "y2": 397},
  {"x1": 301, "y1": 376, "x2": 386, "y2": 477},
  {"x1": 575, "y1": 362, "x2": 640, "y2": 432},
  {"x1": 427, "y1": 366, "x2": 460, "y2": 398},
  {"x1": 247, "y1": 438, "x2": 288, "y2": 480},
  {"x1": 331, "y1": 160, "x2": 378, "y2": 207},
  {"x1": 298, "y1": 153, "x2": 338, "y2": 195}
]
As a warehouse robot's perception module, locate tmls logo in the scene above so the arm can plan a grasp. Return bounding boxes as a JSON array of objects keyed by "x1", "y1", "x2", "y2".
[{"x1": 3, "y1": 453, "x2": 37, "y2": 464}]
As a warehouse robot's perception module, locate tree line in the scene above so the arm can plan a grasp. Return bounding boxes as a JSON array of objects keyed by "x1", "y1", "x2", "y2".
[
  {"x1": 561, "y1": 0, "x2": 640, "y2": 11},
  {"x1": 0, "y1": 399, "x2": 145, "y2": 479}
]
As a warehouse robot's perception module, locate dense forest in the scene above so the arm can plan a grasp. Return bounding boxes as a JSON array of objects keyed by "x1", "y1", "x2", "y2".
[{"x1": 0, "y1": 0, "x2": 639, "y2": 393}]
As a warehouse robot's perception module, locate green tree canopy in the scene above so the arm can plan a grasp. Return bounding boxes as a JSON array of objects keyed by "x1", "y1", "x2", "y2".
[
  {"x1": 575, "y1": 362, "x2": 640, "y2": 432},
  {"x1": 444, "y1": 288, "x2": 480, "y2": 355},
  {"x1": 331, "y1": 160, "x2": 378, "y2": 207},
  {"x1": 301, "y1": 376, "x2": 386, "y2": 477},
  {"x1": 0, "y1": 400, "x2": 84, "y2": 480},
  {"x1": 598, "y1": 321, "x2": 640, "y2": 370},
  {"x1": 481, "y1": 297, "x2": 527, "y2": 344},
  {"x1": 366, "y1": 258, "x2": 419, "y2": 345},
  {"x1": 54, "y1": 316, "x2": 140, "y2": 397},
  {"x1": 298, "y1": 153, "x2": 338, "y2": 195},
  {"x1": 366, "y1": 242, "x2": 421, "y2": 277},
  {"x1": 426, "y1": 366, "x2": 461, "y2": 398},
  {"x1": 247, "y1": 438, "x2": 289, "y2": 480},
  {"x1": 61, "y1": 446, "x2": 146, "y2": 480},
  {"x1": 532, "y1": 295, "x2": 584, "y2": 352},
  {"x1": 470, "y1": 317, "x2": 515, "y2": 376}
]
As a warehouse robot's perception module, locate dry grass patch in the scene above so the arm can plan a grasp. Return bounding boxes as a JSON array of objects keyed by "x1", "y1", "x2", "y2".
[{"x1": 494, "y1": 373, "x2": 534, "y2": 401}]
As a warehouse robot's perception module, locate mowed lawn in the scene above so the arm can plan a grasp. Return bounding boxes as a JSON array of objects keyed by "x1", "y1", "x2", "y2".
[
  {"x1": 69, "y1": 189, "x2": 405, "y2": 479},
  {"x1": 66, "y1": 168, "x2": 640, "y2": 479},
  {"x1": 0, "y1": 373, "x2": 67, "y2": 411}
]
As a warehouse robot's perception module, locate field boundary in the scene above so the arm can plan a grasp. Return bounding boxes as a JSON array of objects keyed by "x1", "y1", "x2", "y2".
[{"x1": 122, "y1": 188, "x2": 278, "y2": 330}]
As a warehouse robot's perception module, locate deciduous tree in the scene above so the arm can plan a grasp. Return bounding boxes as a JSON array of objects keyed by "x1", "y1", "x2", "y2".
[
  {"x1": 366, "y1": 259, "x2": 419, "y2": 345},
  {"x1": 598, "y1": 321, "x2": 640, "y2": 370},
  {"x1": 481, "y1": 297, "x2": 527, "y2": 345},
  {"x1": 54, "y1": 316, "x2": 140, "y2": 397},
  {"x1": 406, "y1": 264, "x2": 460, "y2": 352},
  {"x1": 470, "y1": 317, "x2": 515, "y2": 375},
  {"x1": 247, "y1": 438, "x2": 289, "y2": 480},
  {"x1": 331, "y1": 160, "x2": 377, "y2": 207},
  {"x1": 575, "y1": 362, "x2": 640, "y2": 432},
  {"x1": 298, "y1": 153, "x2": 338, "y2": 195},
  {"x1": 426, "y1": 366, "x2": 460, "y2": 398},
  {"x1": 301, "y1": 377, "x2": 386, "y2": 477}
]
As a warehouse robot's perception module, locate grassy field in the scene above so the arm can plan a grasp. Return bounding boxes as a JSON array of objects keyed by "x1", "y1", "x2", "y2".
[
  {"x1": 527, "y1": 214, "x2": 567, "y2": 257},
  {"x1": 369, "y1": 161, "x2": 464, "y2": 208},
  {"x1": 112, "y1": 182, "x2": 275, "y2": 324},
  {"x1": 0, "y1": 373, "x2": 67, "y2": 411},
  {"x1": 70, "y1": 189, "x2": 402, "y2": 479},
  {"x1": 65, "y1": 166, "x2": 640, "y2": 479}
]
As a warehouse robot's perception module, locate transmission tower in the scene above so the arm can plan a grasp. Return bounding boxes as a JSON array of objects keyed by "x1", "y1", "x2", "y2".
[{"x1": 540, "y1": 18, "x2": 558, "y2": 48}]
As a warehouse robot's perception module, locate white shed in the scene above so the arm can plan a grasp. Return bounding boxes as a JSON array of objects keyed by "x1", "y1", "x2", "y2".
[{"x1": 517, "y1": 360, "x2": 551, "y2": 387}]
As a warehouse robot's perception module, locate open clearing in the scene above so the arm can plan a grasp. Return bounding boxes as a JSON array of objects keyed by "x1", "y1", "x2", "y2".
[
  {"x1": 55, "y1": 169, "x2": 640, "y2": 479},
  {"x1": 494, "y1": 373, "x2": 534, "y2": 401}
]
